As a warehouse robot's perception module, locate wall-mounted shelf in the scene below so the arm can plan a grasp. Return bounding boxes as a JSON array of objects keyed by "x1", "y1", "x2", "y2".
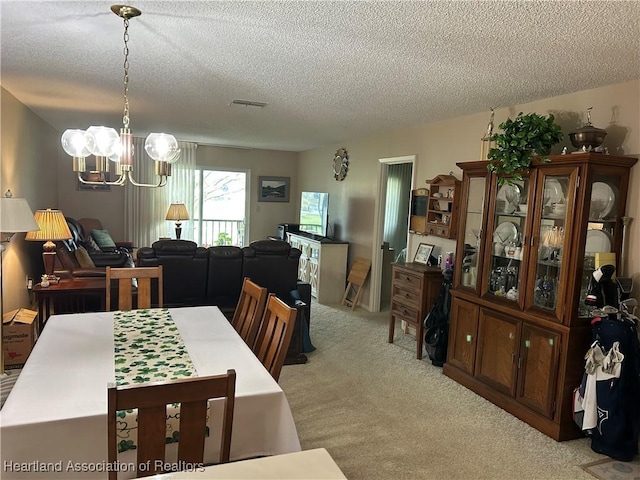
[{"x1": 425, "y1": 174, "x2": 460, "y2": 239}]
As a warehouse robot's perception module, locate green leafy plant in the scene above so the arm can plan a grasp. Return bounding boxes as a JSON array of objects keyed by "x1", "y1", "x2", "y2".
[
  {"x1": 215, "y1": 232, "x2": 233, "y2": 246},
  {"x1": 487, "y1": 112, "x2": 563, "y2": 185}
]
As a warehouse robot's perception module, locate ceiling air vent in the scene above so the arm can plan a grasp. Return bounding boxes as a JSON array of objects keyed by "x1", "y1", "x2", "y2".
[{"x1": 231, "y1": 100, "x2": 268, "y2": 108}]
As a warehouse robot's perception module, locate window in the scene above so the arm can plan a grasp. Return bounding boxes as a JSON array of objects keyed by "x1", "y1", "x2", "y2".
[{"x1": 194, "y1": 169, "x2": 248, "y2": 247}]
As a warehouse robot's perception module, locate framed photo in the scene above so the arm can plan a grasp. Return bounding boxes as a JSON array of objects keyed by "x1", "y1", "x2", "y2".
[
  {"x1": 258, "y1": 176, "x2": 290, "y2": 202},
  {"x1": 77, "y1": 171, "x2": 111, "y2": 191},
  {"x1": 413, "y1": 243, "x2": 435, "y2": 265}
]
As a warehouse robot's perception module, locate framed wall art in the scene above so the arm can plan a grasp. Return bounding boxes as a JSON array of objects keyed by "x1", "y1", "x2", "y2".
[
  {"x1": 77, "y1": 171, "x2": 111, "y2": 191},
  {"x1": 258, "y1": 176, "x2": 290, "y2": 202},
  {"x1": 413, "y1": 242, "x2": 435, "y2": 265}
]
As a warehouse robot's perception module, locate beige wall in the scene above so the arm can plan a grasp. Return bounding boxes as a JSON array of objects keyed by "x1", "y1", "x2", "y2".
[
  {"x1": 1, "y1": 88, "x2": 61, "y2": 312},
  {"x1": 298, "y1": 79, "x2": 640, "y2": 309}
]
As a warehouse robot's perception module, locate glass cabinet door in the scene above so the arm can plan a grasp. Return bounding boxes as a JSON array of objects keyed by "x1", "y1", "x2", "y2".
[
  {"x1": 578, "y1": 172, "x2": 623, "y2": 318},
  {"x1": 485, "y1": 177, "x2": 531, "y2": 304},
  {"x1": 459, "y1": 176, "x2": 487, "y2": 291},
  {"x1": 528, "y1": 170, "x2": 577, "y2": 321}
]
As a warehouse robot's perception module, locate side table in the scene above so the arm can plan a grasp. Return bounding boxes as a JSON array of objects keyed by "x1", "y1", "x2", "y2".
[
  {"x1": 33, "y1": 278, "x2": 106, "y2": 331},
  {"x1": 388, "y1": 262, "x2": 443, "y2": 359}
]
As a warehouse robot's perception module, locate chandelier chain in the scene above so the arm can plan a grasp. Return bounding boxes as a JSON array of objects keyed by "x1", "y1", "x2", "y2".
[{"x1": 122, "y1": 16, "x2": 130, "y2": 130}]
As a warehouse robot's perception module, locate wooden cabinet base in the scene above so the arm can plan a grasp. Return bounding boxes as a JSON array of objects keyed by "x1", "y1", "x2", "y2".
[{"x1": 442, "y1": 363, "x2": 583, "y2": 441}]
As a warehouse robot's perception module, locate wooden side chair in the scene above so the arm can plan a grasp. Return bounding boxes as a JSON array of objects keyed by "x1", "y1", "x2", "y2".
[
  {"x1": 231, "y1": 277, "x2": 268, "y2": 348},
  {"x1": 107, "y1": 370, "x2": 236, "y2": 479},
  {"x1": 105, "y1": 265, "x2": 163, "y2": 311},
  {"x1": 340, "y1": 257, "x2": 371, "y2": 310},
  {"x1": 253, "y1": 294, "x2": 297, "y2": 382}
]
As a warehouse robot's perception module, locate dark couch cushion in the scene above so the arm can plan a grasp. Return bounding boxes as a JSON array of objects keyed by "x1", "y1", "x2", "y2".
[
  {"x1": 138, "y1": 240, "x2": 209, "y2": 307},
  {"x1": 206, "y1": 246, "x2": 244, "y2": 310},
  {"x1": 241, "y1": 240, "x2": 300, "y2": 297}
]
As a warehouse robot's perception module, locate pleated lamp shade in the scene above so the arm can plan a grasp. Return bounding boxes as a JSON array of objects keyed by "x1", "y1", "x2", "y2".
[
  {"x1": 165, "y1": 203, "x2": 189, "y2": 239},
  {"x1": 165, "y1": 203, "x2": 189, "y2": 221},
  {"x1": 25, "y1": 209, "x2": 72, "y2": 277}
]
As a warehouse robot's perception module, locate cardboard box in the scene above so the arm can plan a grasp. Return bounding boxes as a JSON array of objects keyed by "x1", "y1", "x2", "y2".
[{"x1": 3, "y1": 308, "x2": 38, "y2": 368}]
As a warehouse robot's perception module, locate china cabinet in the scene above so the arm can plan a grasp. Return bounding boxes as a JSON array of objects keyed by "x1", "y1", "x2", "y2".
[{"x1": 443, "y1": 153, "x2": 637, "y2": 440}]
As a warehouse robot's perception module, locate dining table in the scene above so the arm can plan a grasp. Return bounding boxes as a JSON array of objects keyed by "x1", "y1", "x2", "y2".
[
  {"x1": 147, "y1": 448, "x2": 347, "y2": 479},
  {"x1": 0, "y1": 306, "x2": 301, "y2": 479}
]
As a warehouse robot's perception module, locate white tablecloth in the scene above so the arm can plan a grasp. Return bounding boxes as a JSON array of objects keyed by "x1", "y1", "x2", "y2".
[
  {"x1": 0, "y1": 306, "x2": 301, "y2": 479},
  {"x1": 149, "y1": 448, "x2": 347, "y2": 479}
]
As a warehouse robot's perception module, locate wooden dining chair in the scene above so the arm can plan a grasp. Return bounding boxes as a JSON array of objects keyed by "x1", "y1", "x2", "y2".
[
  {"x1": 253, "y1": 294, "x2": 297, "y2": 382},
  {"x1": 231, "y1": 277, "x2": 268, "y2": 348},
  {"x1": 105, "y1": 265, "x2": 163, "y2": 311},
  {"x1": 107, "y1": 370, "x2": 236, "y2": 479}
]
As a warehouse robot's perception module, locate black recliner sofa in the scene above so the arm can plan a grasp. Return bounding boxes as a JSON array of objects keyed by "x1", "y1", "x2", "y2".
[{"x1": 137, "y1": 239, "x2": 312, "y2": 364}]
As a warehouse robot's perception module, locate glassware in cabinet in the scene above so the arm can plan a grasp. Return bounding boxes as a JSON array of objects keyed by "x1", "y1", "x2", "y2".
[
  {"x1": 485, "y1": 177, "x2": 531, "y2": 304},
  {"x1": 578, "y1": 172, "x2": 623, "y2": 318},
  {"x1": 526, "y1": 169, "x2": 578, "y2": 322},
  {"x1": 453, "y1": 163, "x2": 488, "y2": 292}
]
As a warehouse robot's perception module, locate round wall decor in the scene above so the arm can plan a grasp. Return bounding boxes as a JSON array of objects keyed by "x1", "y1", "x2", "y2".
[{"x1": 333, "y1": 148, "x2": 349, "y2": 181}]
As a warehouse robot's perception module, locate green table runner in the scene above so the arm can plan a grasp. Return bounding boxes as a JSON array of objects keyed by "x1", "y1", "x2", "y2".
[{"x1": 113, "y1": 308, "x2": 199, "y2": 453}]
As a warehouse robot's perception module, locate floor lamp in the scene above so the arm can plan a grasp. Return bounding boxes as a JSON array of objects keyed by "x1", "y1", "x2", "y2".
[
  {"x1": 25, "y1": 209, "x2": 72, "y2": 279},
  {"x1": 0, "y1": 190, "x2": 39, "y2": 375}
]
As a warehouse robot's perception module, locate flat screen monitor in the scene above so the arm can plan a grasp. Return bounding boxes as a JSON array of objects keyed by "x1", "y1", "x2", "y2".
[{"x1": 299, "y1": 192, "x2": 329, "y2": 237}]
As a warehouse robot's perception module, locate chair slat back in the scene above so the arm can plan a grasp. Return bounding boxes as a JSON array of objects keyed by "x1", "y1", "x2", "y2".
[
  {"x1": 253, "y1": 294, "x2": 297, "y2": 381},
  {"x1": 106, "y1": 266, "x2": 163, "y2": 311},
  {"x1": 231, "y1": 277, "x2": 268, "y2": 348},
  {"x1": 107, "y1": 370, "x2": 236, "y2": 479}
]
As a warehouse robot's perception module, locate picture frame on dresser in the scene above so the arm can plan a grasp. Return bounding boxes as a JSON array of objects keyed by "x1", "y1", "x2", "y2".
[{"x1": 413, "y1": 243, "x2": 434, "y2": 265}]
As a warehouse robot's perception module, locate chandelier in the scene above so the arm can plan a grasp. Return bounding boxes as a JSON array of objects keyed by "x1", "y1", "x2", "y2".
[{"x1": 61, "y1": 5, "x2": 180, "y2": 188}]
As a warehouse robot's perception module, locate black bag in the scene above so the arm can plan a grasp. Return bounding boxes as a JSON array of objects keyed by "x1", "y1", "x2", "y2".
[
  {"x1": 587, "y1": 315, "x2": 640, "y2": 461},
  {"x1": 423, "y1": 269, "x2": 453, "y2": 367}
]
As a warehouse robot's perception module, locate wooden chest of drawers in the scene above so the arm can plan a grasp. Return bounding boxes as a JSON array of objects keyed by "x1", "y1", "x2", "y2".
[{"x1": 388, "y1": 262, "x2": 442, "y2": 359}]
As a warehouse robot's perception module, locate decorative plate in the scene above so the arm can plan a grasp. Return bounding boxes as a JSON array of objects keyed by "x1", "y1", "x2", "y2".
[
  {"x1": 496, "y1": 184, "x2": 521, "y2": 214},
  {"x1": 590, "y1": 182, "x2": 615, "y2": 220},
  {"x1": 493, "y1": 221, "x2": 519, "y2": 245},
  {"x1": 543, "y1": 178, "x2": 565, "y2": 206},
  {"x1": 585, "y1": 229, "x2": 612, "y2": 254}
]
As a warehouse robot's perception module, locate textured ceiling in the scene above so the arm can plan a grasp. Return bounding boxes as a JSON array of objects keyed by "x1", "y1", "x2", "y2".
[{"x1": 1, "y1": 1, "x2": 639, "y2": 152}]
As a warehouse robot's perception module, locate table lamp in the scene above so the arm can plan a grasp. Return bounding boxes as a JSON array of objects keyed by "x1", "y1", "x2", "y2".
[
  {"x1": 25, "y1": 208, "x2": 72, "y2": 278},
  {"x1": 1, "y1": 190, "x2": 39, "y2": 374},
  {"x1": 165, "y1": 203, "x2": 189, "y2": 239}
]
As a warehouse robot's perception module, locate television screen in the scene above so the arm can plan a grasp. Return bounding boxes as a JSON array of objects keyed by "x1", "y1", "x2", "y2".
[{"x1": 299, "y1": 192, "x2": 329, "y2": 237}]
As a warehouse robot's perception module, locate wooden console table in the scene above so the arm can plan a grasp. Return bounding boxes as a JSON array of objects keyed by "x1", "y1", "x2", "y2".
[{"x1": 33, "y1": 278, "x2": 105, "y2": 331}]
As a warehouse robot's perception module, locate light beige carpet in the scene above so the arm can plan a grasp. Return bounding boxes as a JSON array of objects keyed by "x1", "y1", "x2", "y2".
[{"x1": 279, "y1": 302, "x2": 614, "y2": 480}]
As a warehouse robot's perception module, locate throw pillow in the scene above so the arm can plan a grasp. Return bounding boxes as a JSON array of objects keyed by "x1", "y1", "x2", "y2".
[
  {"x1": 92, "y1": 229, "x2": 117, "y2": 251},
  {"x1": 83, "y1": 236, "x2": 101, "y2": 252},
  {"x1": 74, "y1": 246, "x2": 96, "y2": 269},
  {"x1": 57, "y1": 246, "x2": 79, "y2": 271}
]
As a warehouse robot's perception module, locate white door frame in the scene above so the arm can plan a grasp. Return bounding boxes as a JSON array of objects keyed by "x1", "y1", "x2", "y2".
[{"x1": 369, "y1": 155, "x2": 417, "y2": 312}]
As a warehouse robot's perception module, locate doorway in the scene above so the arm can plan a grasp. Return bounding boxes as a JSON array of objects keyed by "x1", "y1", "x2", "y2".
[
  {"x1": 193, "y1": 169, "x2": 249, "y2": 247},
  {"x1": 370, "y1": 155, "x2": 416, "y2": 312}
]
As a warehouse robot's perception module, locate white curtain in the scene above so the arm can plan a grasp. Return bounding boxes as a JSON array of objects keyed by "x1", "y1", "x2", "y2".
[{"x1": 124, "y1": 139, "x2": 197, "y2": 247}]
